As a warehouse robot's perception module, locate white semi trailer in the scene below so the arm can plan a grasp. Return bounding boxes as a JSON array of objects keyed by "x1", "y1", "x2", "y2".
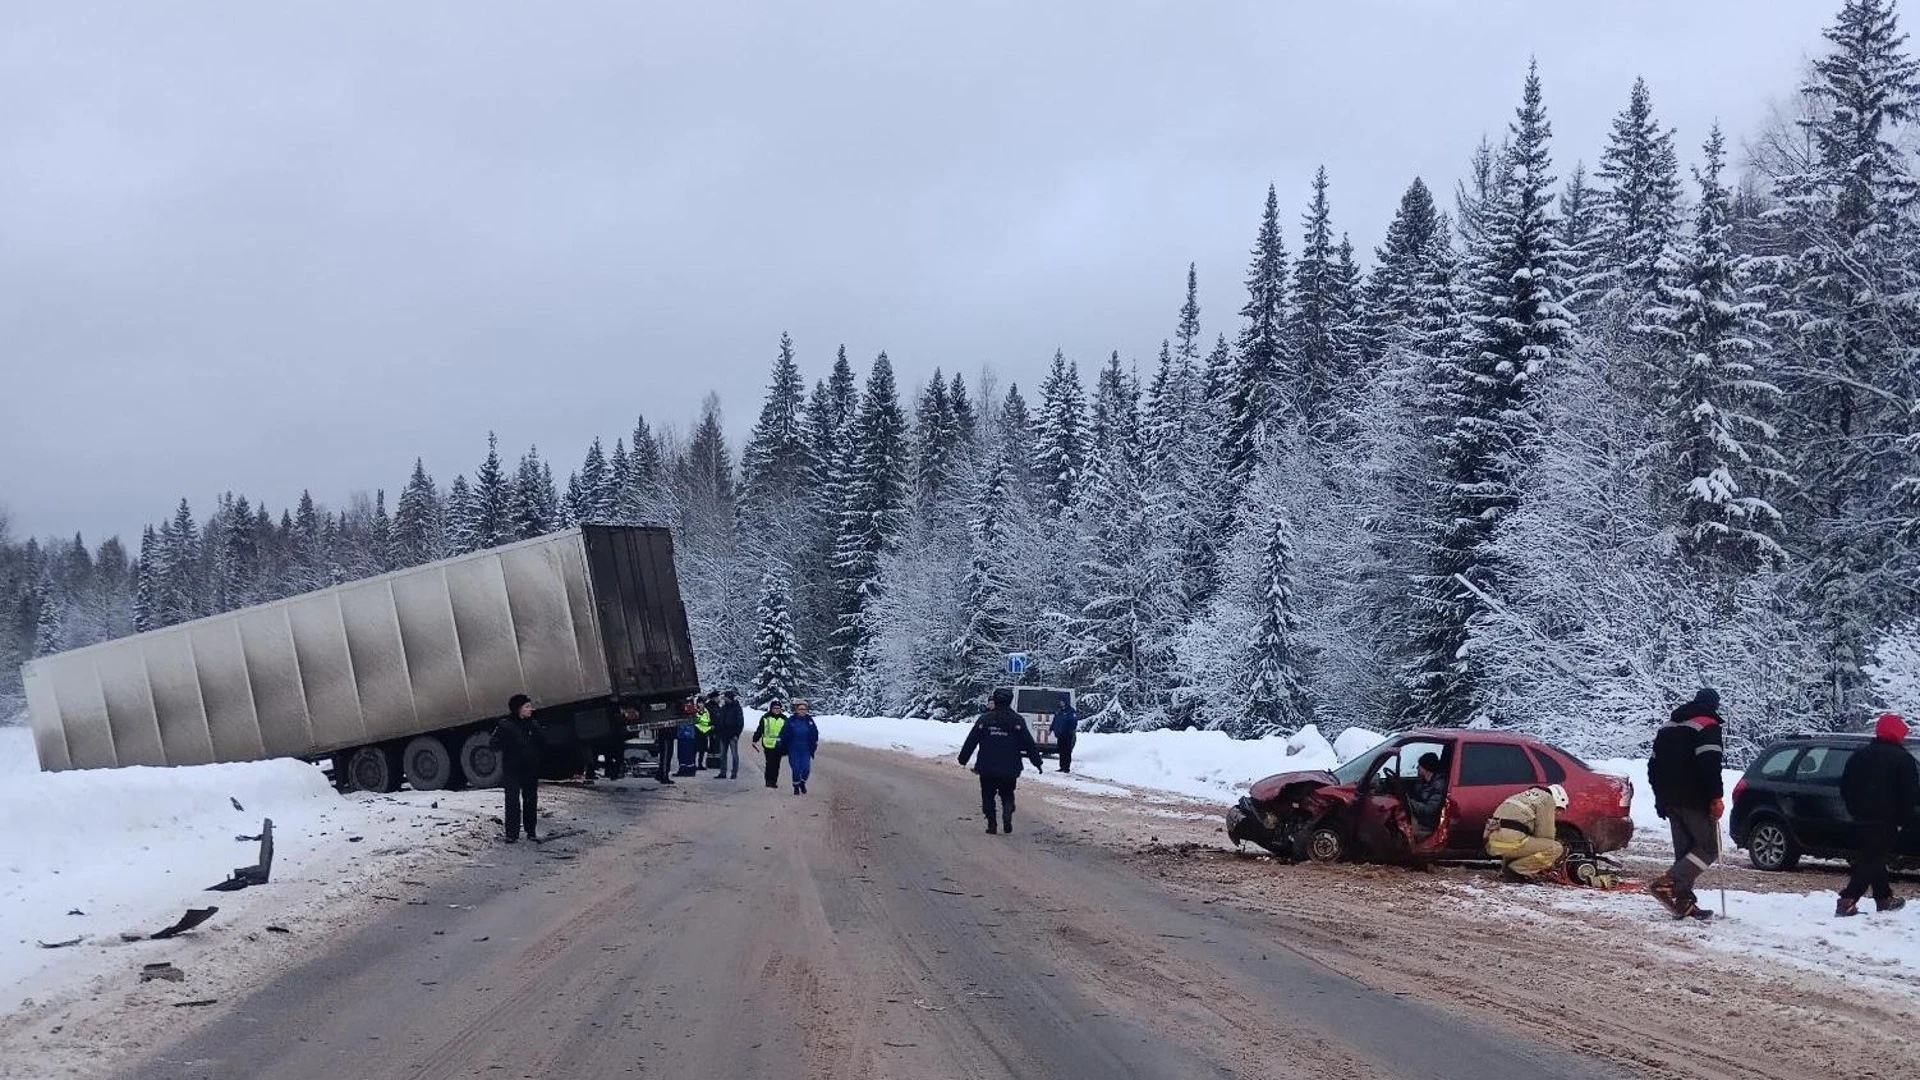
[{"x1": 21, "y1": 525, "x2": 700, "y2": 792}]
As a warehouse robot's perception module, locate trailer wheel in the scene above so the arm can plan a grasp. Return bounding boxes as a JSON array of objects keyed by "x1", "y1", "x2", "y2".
[
  {"x1": 460, "y1": 731, "x2": 505, "y2": 788},
  {"x1": 403, "y1": 736, "x2": 458, "y2": 792},
  {"x1": 346, "y1": 744, "x2": 403, "y2": 793}
]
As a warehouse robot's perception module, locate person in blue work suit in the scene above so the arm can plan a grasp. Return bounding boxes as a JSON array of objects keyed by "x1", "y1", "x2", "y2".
[
  {"x1": 674, "y1": 697, "x2": 701, "y2": 777},
  {"x1": 778, "y1": 700, "x2": 821, "y2": 795},
  {"x1": 1050, "y1": 699, "x2": 1079, "y2": 774}
]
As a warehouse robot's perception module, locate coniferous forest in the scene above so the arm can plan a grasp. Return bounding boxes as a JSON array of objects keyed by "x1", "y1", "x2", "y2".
[{"x1": 6, "y1": 0, "x2": 1920, "y2": 759}]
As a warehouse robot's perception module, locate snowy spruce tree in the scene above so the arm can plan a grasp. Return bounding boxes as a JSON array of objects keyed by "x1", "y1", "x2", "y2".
[
  {"x1": 1034, "y1": 351, "x2": 1089, "y2": 516},
  {"x1": 830, "y1": 353, "x2": 911, "y2": 674},
  {"x1": 391, "y1": 458, "x2": 442, "y2": 567},
  {"x1": 751, "y1": 571, "x2": 799, "y2": 709},
  {"x1": 1240, "y1": 518, "x2": 1311, "y2": 737}
]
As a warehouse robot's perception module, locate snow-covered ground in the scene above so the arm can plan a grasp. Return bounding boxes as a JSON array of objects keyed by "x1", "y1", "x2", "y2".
[{"x1": 0, "y1": 725, "x2": 501, "y2": 1019}]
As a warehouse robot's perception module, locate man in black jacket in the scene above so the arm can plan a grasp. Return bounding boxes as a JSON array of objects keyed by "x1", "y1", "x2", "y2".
[
  {"x1": 1647, "y1": 688, "x2": 1725, "y2": 919},
  {"x1": 491, "y1": 694, "x2": 542, "y2": 843},
  {"x1": 1407, "y1": 752, "x2": 1447, "y2": 839},
  {"x1": 959, "y1": 688, "x2": 1043, "y2": 835},
  {"x1": 711, "y1": 690, "x2": 746, "y2": 780},
  {"x1": 1837, "y1": 712, "x2": 1917, "y2": 917}
]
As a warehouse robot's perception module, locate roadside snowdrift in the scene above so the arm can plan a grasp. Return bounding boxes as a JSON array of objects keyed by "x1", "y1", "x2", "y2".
[{"x1": 0, "y1": 726, "x2": 498, "y2": 1016}]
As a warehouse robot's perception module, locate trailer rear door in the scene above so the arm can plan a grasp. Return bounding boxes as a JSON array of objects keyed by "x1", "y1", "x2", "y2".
[{"x1": 581, "y1": 526, "x2": 700, "y2": 700}]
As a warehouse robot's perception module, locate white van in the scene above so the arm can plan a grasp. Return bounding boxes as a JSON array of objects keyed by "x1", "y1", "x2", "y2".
[{"x1": 992, "y1": 686, "x2": 1077, "y2": 757}]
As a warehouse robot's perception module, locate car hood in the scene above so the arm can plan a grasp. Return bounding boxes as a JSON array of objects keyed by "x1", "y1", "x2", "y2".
[{"x1": 1248, "y1": 769, "x2": 1339, "y2": 804}]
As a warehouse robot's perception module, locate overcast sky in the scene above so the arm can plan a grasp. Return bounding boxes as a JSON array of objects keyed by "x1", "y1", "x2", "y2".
[{"x1": 1, "y1": 0, "x2": 1836, "y2": 544}]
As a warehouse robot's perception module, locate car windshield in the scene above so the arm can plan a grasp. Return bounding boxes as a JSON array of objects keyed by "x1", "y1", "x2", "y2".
[{"x1": 1330, "y1": 740, "x2": 1389, "y2": 785}]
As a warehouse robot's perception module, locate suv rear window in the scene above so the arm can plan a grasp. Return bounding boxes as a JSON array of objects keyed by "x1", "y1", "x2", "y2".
[
  {"x1": 1754, "y1": 746, "x2": 1800, "y2": 779},
  {"x1": 1792, "y1": 745, "x2": 1853, "y2": 783},
  {"x1": 1458, "y1": 742, "x2": 1538, "y2": 786}
]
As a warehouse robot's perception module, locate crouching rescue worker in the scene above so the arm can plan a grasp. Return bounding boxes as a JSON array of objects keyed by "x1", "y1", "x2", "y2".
[
  {"x1": 1484, "y1": 783, "x2": 1568, "y2": 880},
  {"x1": 959, "y1": 687, "x2": 1043, "y2": 835}
]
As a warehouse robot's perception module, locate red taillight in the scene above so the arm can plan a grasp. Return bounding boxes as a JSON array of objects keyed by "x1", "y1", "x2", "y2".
[{"x1": 1733, "y1": 778, "x2": 1747, "y2": 802}]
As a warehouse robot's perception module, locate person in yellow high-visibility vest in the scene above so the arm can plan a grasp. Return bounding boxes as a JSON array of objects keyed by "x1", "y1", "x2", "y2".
[
  {"x1": 692, "y1": 693, "x2": 716, "y2": 770},
  {"x1": 751, "y1": 702, "x2": 789, "y2": 790}
]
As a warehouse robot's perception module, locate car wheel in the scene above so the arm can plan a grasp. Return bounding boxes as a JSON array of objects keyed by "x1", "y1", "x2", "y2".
[
  {"x1": 1746, "y1": 818, "x2": 1801, "y2": 872},
  {"x1": 1305, "y1": 824, "x2": 1347, "y2": 863}
]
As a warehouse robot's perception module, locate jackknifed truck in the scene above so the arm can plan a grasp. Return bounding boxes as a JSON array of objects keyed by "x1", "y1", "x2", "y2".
[{"x1": 22, "y1": 525, "x2": 700, "y2": 792}]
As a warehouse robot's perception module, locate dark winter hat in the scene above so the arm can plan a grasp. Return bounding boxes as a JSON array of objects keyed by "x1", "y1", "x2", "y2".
[
  {"x1": 724, "y1": 688, "x2": 739, "y2": 699},
  {"x1": 1876, "y1": 713, "x2": 1910, "y2": 743},
  {"x1": 1418, "y1": 752, "x2": 1442, "y2": 774},
  {"x1": 1693, "y1": 688, "x2": 1721, "y2": 710},
  {"x1": 991, "y1": 687, "x2": 1015, "y2": 707},
  {"x1": 507, "y1": 694, "x2": 532, "y2": 715}
]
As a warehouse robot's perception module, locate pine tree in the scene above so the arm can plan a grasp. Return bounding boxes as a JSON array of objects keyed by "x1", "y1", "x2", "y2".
[
  {"x1": 751, "y1": 571, "x2": 800, "y2": 709},
  {"x1": 370, "y1": 490, "x2": 393, "y2": 573},
  {"x1": 1291, "y1": 166, "x2": 1352, "y2": 424},
  {"x1": 1175, "y1": 262, "x2": 1203, "y2": 364},
  {"x1": 913, "y1": 369, "x2": 959, "y2": 508},
  {"x1": 575, "y1": 438, "x2": 615, "y2": 524},
  {"x1": 1034, "y1": 351, "x2": 1089, "y2": 516},
  {"x1": 1643, "y1": 125, "x2": 1789, "y2": 573},
  {"x1": 289, "y1": 490, "x2": 326, "y2": 593},
  {"x1": 1223, "y1": 185, "x2": 1292, "y2": 499},
  {"x1": 831, "y1": 353, "x2": 911, "y2": 671},
  {"x1": 739, "y1": 332, "x2": 813, "y2": 531},
  {"x1": 160, "y1": 498, "x2": 203, "y2": 625},
  {"x1": 131, "y1": 526, "x2": 156, "y2": 633},
  {"x1": 445, "y1": 475, "x2": 478, "y2": 555},
  {"x1": 1360, "y1": 178, "x2": 1444, "y2": 364},
  {"x1": 1404, "y1": 63, "x2": 1573, "y2": 727},
  {"x1": 1771, "y1": 0, "x2": 1920, "y2": 722},
  {"x1": 392, "y1": 458, "x2": 442, "y2": 566},
  {"x1": 472, "y1": 432, "x2": 512, "y2": 549},
  {"x1": 1595, "y1": 77, "x2": 1682, "y2": 303},
  {"x1": 1240, "y1": 518, "x2": 1311, "y2": 737},
  {"x1": 948, "y1": 372, "x2": 978, "y2": 448},
  {"x1": 514, "y1": 447, "x2": 560, "y2": 538}
]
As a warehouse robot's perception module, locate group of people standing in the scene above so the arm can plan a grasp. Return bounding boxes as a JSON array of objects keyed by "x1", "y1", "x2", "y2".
[{"x1": 653, "y1": 691, "x2": 821, "y2": 794}]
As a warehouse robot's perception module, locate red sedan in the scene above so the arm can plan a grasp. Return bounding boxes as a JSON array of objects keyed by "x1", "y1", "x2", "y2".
[{"x1": 1226, "y1": 729, "x2": 1634, "y2": 863}]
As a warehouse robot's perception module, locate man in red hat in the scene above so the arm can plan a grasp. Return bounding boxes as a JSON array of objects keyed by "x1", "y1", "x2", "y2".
[{"x1": 1836, "y1": 713, "x2": 1918, "y2": 917}]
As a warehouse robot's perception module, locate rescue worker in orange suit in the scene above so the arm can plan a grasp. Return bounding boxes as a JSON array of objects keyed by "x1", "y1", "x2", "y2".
[{"x1": 1484, "y1": 784, "x2": 1568, "y2": 880}]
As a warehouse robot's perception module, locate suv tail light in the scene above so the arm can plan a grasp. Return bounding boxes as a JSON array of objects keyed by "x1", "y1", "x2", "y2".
[
  {"x1": 1618, "y1": 776, "x2": 1631, "y2": 809},
  {"x1": 1733, "y1": 777, "x2": 1747, "y2": 802}
]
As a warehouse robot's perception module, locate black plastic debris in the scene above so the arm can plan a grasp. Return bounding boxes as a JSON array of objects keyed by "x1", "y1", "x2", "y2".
[
  {"x1": 140, "y1": 962, "x2": 186, "y2": 983},
  {"x1": 66, "y1": 908, "x2": 85, "y2": 916},
  {"x1": 173, "y1": 999, "x2": 218, "y2": 1008},
  {"x1": 266, "y1": 925, "x2": 291, "y2": 934},
  {"x1": 208, "y1": 819, "x2": 274, "y2": 892},
  {"x1": 150, "y1": 907, "x2": 219, "y2": 940},
  {"x1": 37, "y1": 937, "x2": 82, "y2": 949},
  {"x1": 230, "y1": 797, "x2": 244, "y2": 812}
]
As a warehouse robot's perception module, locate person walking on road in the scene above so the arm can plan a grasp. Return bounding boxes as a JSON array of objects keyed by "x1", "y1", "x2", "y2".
[
  {"x1": 491, "y1": 694, "x2": 542, "y2": 843},
  {"x1": 1050, "y1": 699, "x2": 1079, "y2": 774},
  {"x1": 752, "y1": 702, "x2": 789, "y2": 789},
  {"x1": 1647, "y1": 688, "x2": 1726, "y2": 920},
  {"x1": 1483, "y1": 784, "x2": 1566, "y2": 881},
  {"x1": 1836, "y1": 712, "x2": 1917, "y2": 917},
  {"x1": 960, "y1": 687, "x2": 1044, "y2": 835},
  {"x1": 779, "y1": 701, "x2": 821, "y2": 795},
  {"x1": 711, "y1": 690, "x2": 745, "y2": 779}
]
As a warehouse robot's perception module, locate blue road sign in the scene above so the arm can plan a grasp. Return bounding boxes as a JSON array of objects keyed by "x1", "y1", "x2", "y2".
[{"x1": 1006, "y1": 652, "x2": 1029, "y2": 676}]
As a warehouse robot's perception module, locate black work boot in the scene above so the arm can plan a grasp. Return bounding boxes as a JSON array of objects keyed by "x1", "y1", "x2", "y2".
[
  {"x1": 1001, "y1": 814, "x2": 1013, "y2": 835},
  {"x1": 1837, "y1": 895, "x2": 1861, "y2": 917},
  {"x1": 1876, "y1": 896, "x2": 1907, "y2": 913},
  {"x1": 985, "y1": 819, "x2": 998, "y2": 835}
]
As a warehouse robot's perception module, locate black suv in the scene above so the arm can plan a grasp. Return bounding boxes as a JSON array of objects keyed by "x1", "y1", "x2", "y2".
[{"x1": 1729, "y1": 734, "x2": 1920, "y2": 871}]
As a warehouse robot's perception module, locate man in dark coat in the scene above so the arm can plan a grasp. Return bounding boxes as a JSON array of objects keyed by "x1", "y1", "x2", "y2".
[
  {"x1": 711, "y1": 690, "x2": 746, "y2": 780},
  {"x1": 490, "y1": 694, "x2": 542, "y2": 843},
  {"x1": 959, "y1": 687, "x2": 1043, "y2": 835},
  {"x1": 1407, "y1": 752, "x2": 1447, "y2": 839},
  {"x1": 1647, "y1": 688, "x2": 1725, "y2": 919},
  {"x1": 1837, "y1": 712, "x2": 1918, "y2": 917},
  {"x1": 1050, "y1": 700, "x2": 1079, "y2": 774}
]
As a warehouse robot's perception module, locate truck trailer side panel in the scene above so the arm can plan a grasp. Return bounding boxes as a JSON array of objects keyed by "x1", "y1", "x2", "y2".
[{"x1": 23, "y1": 531, "x2": 617, "y2": 772}]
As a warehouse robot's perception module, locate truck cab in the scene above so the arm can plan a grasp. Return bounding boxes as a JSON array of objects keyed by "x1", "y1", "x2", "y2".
[{"x1": 991, "y1": 686, "x2": 1077, "y2": 757}]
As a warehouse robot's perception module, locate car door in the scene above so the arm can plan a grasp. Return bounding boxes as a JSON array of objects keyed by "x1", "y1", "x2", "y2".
[
  {"x1": 1785, "y1": 745, "x2": 1856, "y2": 853},
  {"x1": 1450, "y1": 740, "x2": 1544, "y2": 850},
  {"x1": 1352, "y1": 738, "x2": 1451, "y2": 855}
]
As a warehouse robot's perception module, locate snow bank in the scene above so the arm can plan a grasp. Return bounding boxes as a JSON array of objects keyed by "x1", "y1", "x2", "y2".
[
  {"x1": 0, "y1": 726, "x2": 499, "y2": 1015},
  {"x1": 1590, "y1": 758, "x2": 1745, "y2": 839},
  {"x1": 1333, "y1": 726, "x2": 1386, "y2": 763},
  {"x1": 817, "y1": 715, "x2": 1365, "y2": 804}
]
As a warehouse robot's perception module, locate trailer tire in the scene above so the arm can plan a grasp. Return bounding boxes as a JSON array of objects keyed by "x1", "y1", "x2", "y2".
[
  {"x1": 345, "y1": 744, "x2": 403, "y2": 793},
  {"x1": 460, "y1": 731, "x2": 505, "y2": 789},
  {"x1": 403, "y1": 736, "x2": 459, "y2": 792}
]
